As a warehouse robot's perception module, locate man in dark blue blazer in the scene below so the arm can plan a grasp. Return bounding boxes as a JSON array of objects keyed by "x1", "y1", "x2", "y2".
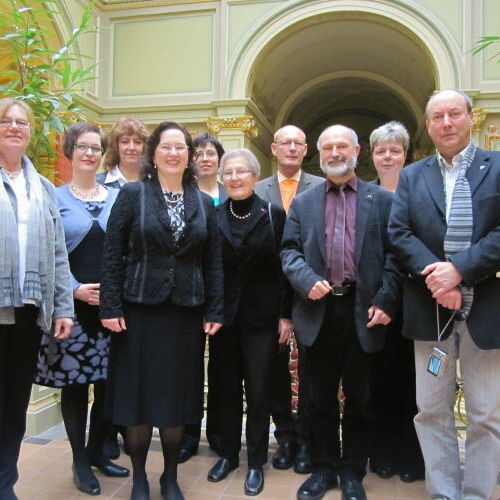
[
  {"x1": 281, "y1": 125, "x2": 400, "y2": 500},
  {"x1": 388, "y1": 89, "x2": 500, "y2": 500},
  {"x1": 255, "y1": 125, "x2": 323, "y2": 474}
]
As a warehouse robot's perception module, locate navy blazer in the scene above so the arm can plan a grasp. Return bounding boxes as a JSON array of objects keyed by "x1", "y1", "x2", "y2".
[
  {"x1": 388, "y1": 148, "x2": 500, "y2": 349},
  {"x1": 281, "y1": 178, "x2": 401, "y2": 353}
]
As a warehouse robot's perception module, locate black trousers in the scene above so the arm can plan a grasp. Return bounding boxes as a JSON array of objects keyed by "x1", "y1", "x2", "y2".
[
  {"x1": 181, "y1": 333, "x2": 222, "y2": 453},
  {"x1": 301, "y1": 293, "x2": 374, "y2": 480},
  {"x1": 209, "y1": 317, "x2": 276, "y2": 467},
  {"x1": 369, "y1": 316, "x2": 424, "y2": 474},
  {"x1": 0, "y1": 306, "x2": 41, "y2": 493}
]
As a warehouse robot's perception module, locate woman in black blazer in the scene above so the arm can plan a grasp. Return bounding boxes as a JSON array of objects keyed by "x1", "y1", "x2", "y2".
[
  {"x1": 206, "y1": 148, "x2": 292, "y2": 496},
  {"x1": 100, "y1": 122, "x2": 224, "y2": 500}
]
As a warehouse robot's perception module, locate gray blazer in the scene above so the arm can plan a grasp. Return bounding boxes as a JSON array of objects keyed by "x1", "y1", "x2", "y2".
[
  {"x1": 281, "y1": 178, "x2": 401, "y2": 353},
  {"x1": 254, "y1": 171, "x2": 324, "y2": 207}
]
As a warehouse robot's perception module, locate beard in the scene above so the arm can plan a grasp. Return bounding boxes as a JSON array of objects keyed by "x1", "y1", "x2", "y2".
[{"x1": 320, "y1": 155, "x2": 357, "y2": 178}]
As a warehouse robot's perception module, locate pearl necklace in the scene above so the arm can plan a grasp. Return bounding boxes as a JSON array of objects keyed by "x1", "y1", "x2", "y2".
[
  {"x1": 229, "y1": 200, "x2": 251, "y2": 220},
  {"x1": 69, "y1": 183, "x2": 101, "y2": 200}
]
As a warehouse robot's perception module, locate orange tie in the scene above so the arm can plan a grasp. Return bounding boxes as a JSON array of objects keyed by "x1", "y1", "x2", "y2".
[{"x1": 280, "y1": 178, "x2": 298, "y2": 213}]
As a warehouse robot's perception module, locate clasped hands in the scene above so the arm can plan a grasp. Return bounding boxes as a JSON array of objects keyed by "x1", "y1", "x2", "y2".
[
  {"x1": 307, "y1": 280, "x2": 391, "y2": 327},
  {"x1": 421, "y1": 261, "x2": 462, "y2": 310}
]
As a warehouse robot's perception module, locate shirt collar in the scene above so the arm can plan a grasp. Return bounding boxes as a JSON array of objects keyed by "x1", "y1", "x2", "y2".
[
  {"x1": 105, "y1": 165, "x2": 128, "y2": 187},
  {"x1": 326, "y1": 174, "x2": 357, "y2": 192},
  {"x1": 437, "y1": 141, "x2": 474, "y2": 170},
  {"x1": 277, "y1": 169, "x2": 302, "y2": 183}
]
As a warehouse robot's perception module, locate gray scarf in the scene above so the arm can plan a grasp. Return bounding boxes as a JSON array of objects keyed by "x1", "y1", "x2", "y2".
[{"x1": 0, "y1": 156, "x2": 48, "y2": 320}]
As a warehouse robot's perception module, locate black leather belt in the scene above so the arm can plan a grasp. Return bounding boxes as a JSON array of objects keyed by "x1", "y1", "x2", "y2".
[{"x1": 330, "y1": 282, "x2": 356, "y2": 296}]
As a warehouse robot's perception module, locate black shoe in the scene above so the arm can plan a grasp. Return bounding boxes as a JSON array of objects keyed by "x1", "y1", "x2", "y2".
[
  {"x1": 399, "y1": 468, "x2": 424, "y2": 483},
  {"x1": 103, "y1": 435, "x2": 120, "y2": 460},
  {"x1": 90, "y1": 457, "x2": 130, "y2": 477},
  {"x1": 297, "y1": 472, "x2": 337, "y2": 500},
  {"x1": 207, "y1": 458, "x2": 238, "y2": 482},
  {"x1": 130, "y1": 478, "x2": 150, "y2": 500},
  {"x1": 340, "y1": 478, "x2": 366, "y2": 500},
  {"x1": 294, "y1": 444, "x2": 312, "y2": 474},
  {"x1": 178, "y1": 447, "x2": 197, "y2": 463},
  {"x1": 72, "y1": 463, "x2": 101, "y2": 496},
  {"x1": 272, "y1": 441, "x2": 297, "y2": 469},
  {"x1": 244, "y1": 467, "x2": 264, "y2": 496}
]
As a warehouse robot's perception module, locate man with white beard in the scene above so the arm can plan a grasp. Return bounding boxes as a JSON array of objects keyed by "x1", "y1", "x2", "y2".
[{"x1": 281, "y1": 125, "x2": 401, "y2": 500}]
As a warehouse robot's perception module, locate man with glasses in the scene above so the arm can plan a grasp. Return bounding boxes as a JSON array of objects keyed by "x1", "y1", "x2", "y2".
[
  {"x1": 281, "y1": 124, "x2": 400, "y2": 500},
  {"x1": 388, "y1": 89, "x2": 500, "y2": 500},
  {"x1": 255, "y1": 125, "x2": 323, "y2": 474}
]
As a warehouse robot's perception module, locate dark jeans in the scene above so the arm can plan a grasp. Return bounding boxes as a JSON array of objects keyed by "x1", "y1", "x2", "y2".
[
  {"x1": 0, "y1": 306, "x2": 41, "y2": 493},
  {"x1": 301, "y1": 293, "x2": 374, "y2": 480},
  {"x1": 209, "y1": 318, "x2": 276, "y2": 467}
]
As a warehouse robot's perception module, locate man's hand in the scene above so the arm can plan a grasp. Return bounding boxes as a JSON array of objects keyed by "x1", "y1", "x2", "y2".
[
  {"x1": 204, "y1": 322, "x2": 223, "y2": 335},
  {"x1": 54, "y1": 317, "x2": 73, "y2": 339},
  {"x1": 101, "y1": 317, "x2": 127, "y2": 332},
  {"x1": 436, "y1": 287, "x2": 462, "y2": 310},
  {"x1": 366, "y1": 305, "x2": 391, "y2": 328},
  {"x1": 278, "y1": 318, "x2": 293, "y2": 344},
  {"x1": 422, "y1": 262, "x2": 462, "y2": 297},
  {"x1": 307, "y1": 280, "x2": 332, "y2": 300},
  {"x1": 74, "y1": 283, "x2": 100, "y2": 306}
]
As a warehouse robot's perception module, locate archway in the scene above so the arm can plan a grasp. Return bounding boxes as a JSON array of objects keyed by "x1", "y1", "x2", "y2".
[{"x1": 228, "y1": 1, "x2": 462, "y2": 178}]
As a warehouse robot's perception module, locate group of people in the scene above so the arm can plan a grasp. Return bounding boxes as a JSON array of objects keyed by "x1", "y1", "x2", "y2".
[{"x1": 0, "y1": 88, "x2": 498, "y2": 500}]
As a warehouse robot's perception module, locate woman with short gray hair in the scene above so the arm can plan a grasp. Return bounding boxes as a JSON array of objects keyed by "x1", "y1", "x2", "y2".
[
  {"x1": 207, "y1": 148, "x2": 291, "y2": 496},
  {"x1": 369, "y1": 121, "x2": 409, "y2": 192}
]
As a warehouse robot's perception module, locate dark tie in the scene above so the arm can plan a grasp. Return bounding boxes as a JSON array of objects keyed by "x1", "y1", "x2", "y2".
[{"x1": 331, "y1": 184, "x2": 346, "y2": 286}]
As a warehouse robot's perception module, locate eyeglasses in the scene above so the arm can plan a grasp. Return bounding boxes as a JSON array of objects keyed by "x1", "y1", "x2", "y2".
[
  {"x1": 195, "y1": 150, "x2": 217, "y2": 159},
  {"x1": 0, "y1": 118, "x2": 30, "y2": 129},
  {"x1": 276, "y1": 140, "x2": 306, "y2": 148},
  {"x1": 222, "y1": 169, "x2": 253, "y2": 179},
  {"x1": 159, "y1": 145, "x2": 188, "y2": 153},
  {"x1": 74, "y1": 143, "x2": 103, "y2": 155}
]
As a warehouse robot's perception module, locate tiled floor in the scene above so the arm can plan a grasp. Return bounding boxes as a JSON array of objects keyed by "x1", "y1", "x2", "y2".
[{"x1": 15, "y1": 436, "x2": 500, "y2": 499}]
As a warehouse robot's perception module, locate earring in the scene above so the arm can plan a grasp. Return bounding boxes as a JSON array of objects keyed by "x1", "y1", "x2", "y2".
[{"x1": 153, "y1": 164, "x2": 157, "y2": 169}]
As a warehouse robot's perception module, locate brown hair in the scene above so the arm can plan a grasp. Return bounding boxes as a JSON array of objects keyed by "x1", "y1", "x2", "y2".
[
  {"x1": 104, "y1": 117, "x2": 148, "y2": 172},
  {"x1": 63, "y1": 122, "x2": 108, "y2": 160},
  {"x1": 0, "y1": 97, "x2": 34, "y2": 126}
]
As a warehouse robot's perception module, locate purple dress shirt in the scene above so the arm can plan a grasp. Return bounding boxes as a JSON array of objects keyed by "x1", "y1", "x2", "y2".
[{"x1": 325, "y1": 176, "x2": 357, "y2": 285}]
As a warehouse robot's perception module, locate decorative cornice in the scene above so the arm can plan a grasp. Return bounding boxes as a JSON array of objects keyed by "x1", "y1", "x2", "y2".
[
  {"x1": 206, "y1": 115, "x2": 259, "y2": 138},
  {"x1": 472, "y1": 107, "x2": 488, "y2": 132}
]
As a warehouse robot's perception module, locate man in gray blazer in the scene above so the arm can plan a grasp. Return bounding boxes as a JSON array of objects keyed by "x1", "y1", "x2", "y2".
[
  {"x1": 281, "y1": 125, "x2": 400, "y2": 500},
  {"x1": 255, "y1": 125, "x2": 323, "y2": 474},
  {"x1": 389, "y1": 89, "x2": 500, "y2": 500}
]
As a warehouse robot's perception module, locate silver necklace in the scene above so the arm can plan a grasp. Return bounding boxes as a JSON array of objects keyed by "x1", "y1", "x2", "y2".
[
  {"x1": 163, "y1": 191, "x2": 184, "y2": 204},
  {"x1": 70, "y1": 183, "x2": 101, "y2": 200},
  {"x1": 229, "y1": 200, "x2": 251, "y2": 220}
]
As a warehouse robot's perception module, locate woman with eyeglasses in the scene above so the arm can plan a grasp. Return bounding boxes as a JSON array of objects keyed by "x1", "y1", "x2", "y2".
[
  {"x1": 177, "y1": 134, "x2": 228, "y2": 464},
  {"x1": 0, "y1": 98, "x2": 74, "y2": 500},
  {"x1": 100, "y1": 121, "x2": 223, "y2": 500},
  {"x1": 35, "y1": 123, "x2": 129, "y2": 496},
  {"x1": 206, "y1": 149, "x2": 291, "y2": 496}
]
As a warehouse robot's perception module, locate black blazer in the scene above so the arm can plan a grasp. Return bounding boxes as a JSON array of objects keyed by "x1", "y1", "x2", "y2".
[
  {"x1": 281, "y1": 178, "x2": 401, "y2": 352},
  {"x1": 100, "y1": 179, "x2": 224, "y2": 323},
  {"x1": 388, "y1": 148, "x2": 500, "y2": 349},
  {"x1": 217, "y1": 195, "x2": 291, "y2": 328}
]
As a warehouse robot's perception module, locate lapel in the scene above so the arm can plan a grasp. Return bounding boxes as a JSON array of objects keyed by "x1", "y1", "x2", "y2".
[
  {"x1": 297, "y1": 171, "x2": 311, "y2": 194},
  {"x1": 149, "y1": 179, "x2": 173, "y2": 235},
  {"x1": 466, "y1": 148, "x2": 491, "y2": 197},
  {"x1": 355, "y1": 179, "x2": 373, "y2": 267},
  {"x1": 240, "y1": 196, "x2": 267, "y2": 242},
  {"x1": 265, "y1": 176, "x2": 283, "y2": 207},
  {"x1": 314, "y1": 185, "x2": 327, "y2": 263},
  {"x1": 217, "y1": 199, "x2": 236, "y2": 248},
  {"x1": 423, "y1": 157, "x2": 446, "y2": 218}
]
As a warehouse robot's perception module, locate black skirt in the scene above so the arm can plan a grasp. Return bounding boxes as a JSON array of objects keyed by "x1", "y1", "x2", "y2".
[{"x1": 106, "y1": 299, "x2": 205, "y2": 428}]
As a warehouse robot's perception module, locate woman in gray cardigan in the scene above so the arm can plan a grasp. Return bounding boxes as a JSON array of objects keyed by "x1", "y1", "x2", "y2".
[{"x1": 0, "y1": 97, "x2": 74, "y2": 500}]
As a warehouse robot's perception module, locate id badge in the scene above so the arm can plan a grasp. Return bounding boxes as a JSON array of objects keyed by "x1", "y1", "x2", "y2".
[{"x1": 427, "y1": 347, "x2": 448, "y2": 377}]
